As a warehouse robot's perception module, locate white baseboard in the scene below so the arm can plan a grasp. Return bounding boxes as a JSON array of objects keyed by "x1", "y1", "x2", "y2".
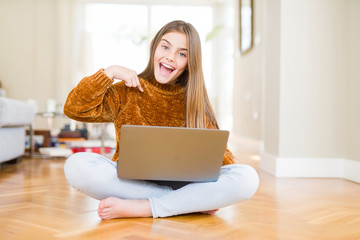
[
  {"x1": 343, "y1": 158, "x2": 360, "y2": 183},
  {"x1": 260, "y1": 152, "x2": 360, "y2": 183}
]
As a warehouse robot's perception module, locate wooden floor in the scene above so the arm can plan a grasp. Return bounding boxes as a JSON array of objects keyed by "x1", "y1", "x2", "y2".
[{"x1": 0, "y1": 152, "x2": 359, "y2": 240}]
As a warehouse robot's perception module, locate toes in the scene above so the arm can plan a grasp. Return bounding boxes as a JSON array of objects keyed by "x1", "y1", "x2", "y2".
[
  {"x1": 98, "y1": 200, "x2": 105, "y2": 210},
  {"x1": 98, "y1": 209, "x2": 110, "y2": 220},
  {"x1": 98, "y1": 197, "x2": 111, "y2": 210}
]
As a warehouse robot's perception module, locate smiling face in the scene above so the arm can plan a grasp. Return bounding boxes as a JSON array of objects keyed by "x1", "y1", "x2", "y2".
[{"x1": 153, "y1": 32, "x2": 188, "y2": 84}]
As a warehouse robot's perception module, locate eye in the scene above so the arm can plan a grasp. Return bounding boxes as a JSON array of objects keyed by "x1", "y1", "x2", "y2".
[
  {"x1": 162, "y1": 45, "x2": 169, "y2": 50},
  {"x1": 179, "y1": 52, "x2": 187, "y2": 57}
]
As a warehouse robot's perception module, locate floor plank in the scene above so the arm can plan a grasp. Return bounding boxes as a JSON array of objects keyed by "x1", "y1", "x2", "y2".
[{"x1": 0, "y1": 154, "x2": 359, "y2": 240}]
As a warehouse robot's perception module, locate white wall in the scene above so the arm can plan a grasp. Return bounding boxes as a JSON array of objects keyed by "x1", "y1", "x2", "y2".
[
  {"x1": 0, "y1": 0, "x2": 75, "y2": 112},
  {"x1": 279, "y1": 0, "x2": 347, "y2": 158},
  {"x1": 0, "y1": 0, "x2": 39, "y2": 101},
  {"x1": 231, "y1": 0, "x2": 359, "y2": 182},
  {"x1": 262, "y1": 0, "x2": 281, "y2": 156},
  {"x1": 257, "y1": 0, "x2": 360, "y2": 182},
  {"x1": 232, "y1": 0, "x2": 266, "y2": 152},
  {"x1": 346, "y1": 0, "x2": 360, "y2": 163}
]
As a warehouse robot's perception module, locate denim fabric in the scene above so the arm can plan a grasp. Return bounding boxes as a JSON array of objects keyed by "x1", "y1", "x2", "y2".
[{"x1": 64, "y1": 152, "x2": 259, "y2": 218}]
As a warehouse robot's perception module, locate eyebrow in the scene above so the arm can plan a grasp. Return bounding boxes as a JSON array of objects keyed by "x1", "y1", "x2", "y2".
[{"x1": 161, "y1": 39, "x2": 188, "y2": 51}]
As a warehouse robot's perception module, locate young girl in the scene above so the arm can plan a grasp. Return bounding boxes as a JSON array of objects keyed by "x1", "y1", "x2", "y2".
[{"x1": 63, "y1": 20, "x2": 259, "y2": 219}]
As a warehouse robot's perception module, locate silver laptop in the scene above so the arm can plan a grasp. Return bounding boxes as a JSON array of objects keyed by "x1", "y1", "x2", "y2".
[{"x1": 117, "y1": 125, "x2": 229, "y2": 182}]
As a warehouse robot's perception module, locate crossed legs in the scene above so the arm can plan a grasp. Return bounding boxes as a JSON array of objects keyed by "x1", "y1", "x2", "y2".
[{"x1": 64, "y1": 152, "x2": 259, "y2": 219}]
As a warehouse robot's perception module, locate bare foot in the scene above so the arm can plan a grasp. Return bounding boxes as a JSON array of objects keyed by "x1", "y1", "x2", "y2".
[
  {"x1": 97, "y1": 197, "x2": 152, "y2": 220},
  {"x1": 202, "y1": 209, "x2": 219, "y2": 215}
]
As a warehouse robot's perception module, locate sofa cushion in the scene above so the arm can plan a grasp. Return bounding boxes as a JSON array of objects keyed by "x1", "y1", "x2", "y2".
[
  {"x1": 0, "y1": 127, "x2": 26, "y2": 162},
  {"x1": 0, "y1": 97, "x2": 35, "y2": 127}
]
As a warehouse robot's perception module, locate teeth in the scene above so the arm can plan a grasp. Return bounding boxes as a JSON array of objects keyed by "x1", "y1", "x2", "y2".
[{"x1": 161, "y1": 63, "x2": 175, "y2": 70}]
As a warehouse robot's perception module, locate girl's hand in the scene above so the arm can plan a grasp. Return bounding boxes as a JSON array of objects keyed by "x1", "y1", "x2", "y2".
[{"x1": 104, "y1": 65, "x2": 144, "y2": 92}]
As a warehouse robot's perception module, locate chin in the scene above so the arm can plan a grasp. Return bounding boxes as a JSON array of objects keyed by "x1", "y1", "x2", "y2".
[
  {"x1": 157, "y1": 79, "x2": 173, "y2": 85},
  {"x1": 155, "y1": 74, "x2": 175, "y2": 85}
]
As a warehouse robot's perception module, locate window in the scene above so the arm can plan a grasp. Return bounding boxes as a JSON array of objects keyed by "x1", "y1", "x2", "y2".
[
  {"x1": 75, "y1": 1, "x2": 234, "y2": 130},
  {"x1": 77, "y1": 3, "x2": 213, "y2": 87}
]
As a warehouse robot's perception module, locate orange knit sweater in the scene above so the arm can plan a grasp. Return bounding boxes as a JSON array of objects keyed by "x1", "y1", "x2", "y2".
[{"x1": 64, "y1": 69, "x2": 235, "y2": 165}]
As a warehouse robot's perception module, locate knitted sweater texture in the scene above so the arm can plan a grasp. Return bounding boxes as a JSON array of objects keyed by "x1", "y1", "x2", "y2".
[{"x1": 64, "y1": 69, "x2": 235, "y2": 165}]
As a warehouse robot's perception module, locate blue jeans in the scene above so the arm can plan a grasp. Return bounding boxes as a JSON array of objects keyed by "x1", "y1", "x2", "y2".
[{"x1": 64, "y1": 152, "x2": 259, "y2": 218}]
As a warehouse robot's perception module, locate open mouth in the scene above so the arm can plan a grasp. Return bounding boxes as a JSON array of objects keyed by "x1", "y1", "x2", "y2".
[{"x1": 159, "y1": 63, "x2": 175, "y2": 75}]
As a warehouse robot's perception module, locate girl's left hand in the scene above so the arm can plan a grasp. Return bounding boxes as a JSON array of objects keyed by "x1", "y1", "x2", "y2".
[{"x1": 104, "y1": 65, "x2": 144, "y2": 92}]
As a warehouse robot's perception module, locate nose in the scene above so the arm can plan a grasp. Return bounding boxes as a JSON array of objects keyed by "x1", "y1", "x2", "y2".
[{"x1": 165, "y1": 52, "x2": 175, "y2": 62}]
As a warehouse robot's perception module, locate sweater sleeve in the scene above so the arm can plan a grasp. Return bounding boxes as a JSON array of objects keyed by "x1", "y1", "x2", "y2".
[
  {"x1": 205, "y1": 118, "x2": 236, "y2": 165},
  {"x1": 63, "y1": 69, "x2": 122, "y2": 123}
]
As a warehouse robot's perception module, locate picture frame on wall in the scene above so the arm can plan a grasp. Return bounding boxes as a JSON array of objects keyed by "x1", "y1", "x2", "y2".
[{"x1": 239, "y1": 0, "x2": 254, "y2": 54}]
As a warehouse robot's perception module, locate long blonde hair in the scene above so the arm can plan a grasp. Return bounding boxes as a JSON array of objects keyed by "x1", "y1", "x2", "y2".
[{"x1": 139, "y1": 20, "x2": 218, "y2": 129}]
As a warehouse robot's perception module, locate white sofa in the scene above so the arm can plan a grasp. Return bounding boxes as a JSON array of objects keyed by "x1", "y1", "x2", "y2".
[{"x1": 0, "y1": 97, "x2": 35, "y2": 164}]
